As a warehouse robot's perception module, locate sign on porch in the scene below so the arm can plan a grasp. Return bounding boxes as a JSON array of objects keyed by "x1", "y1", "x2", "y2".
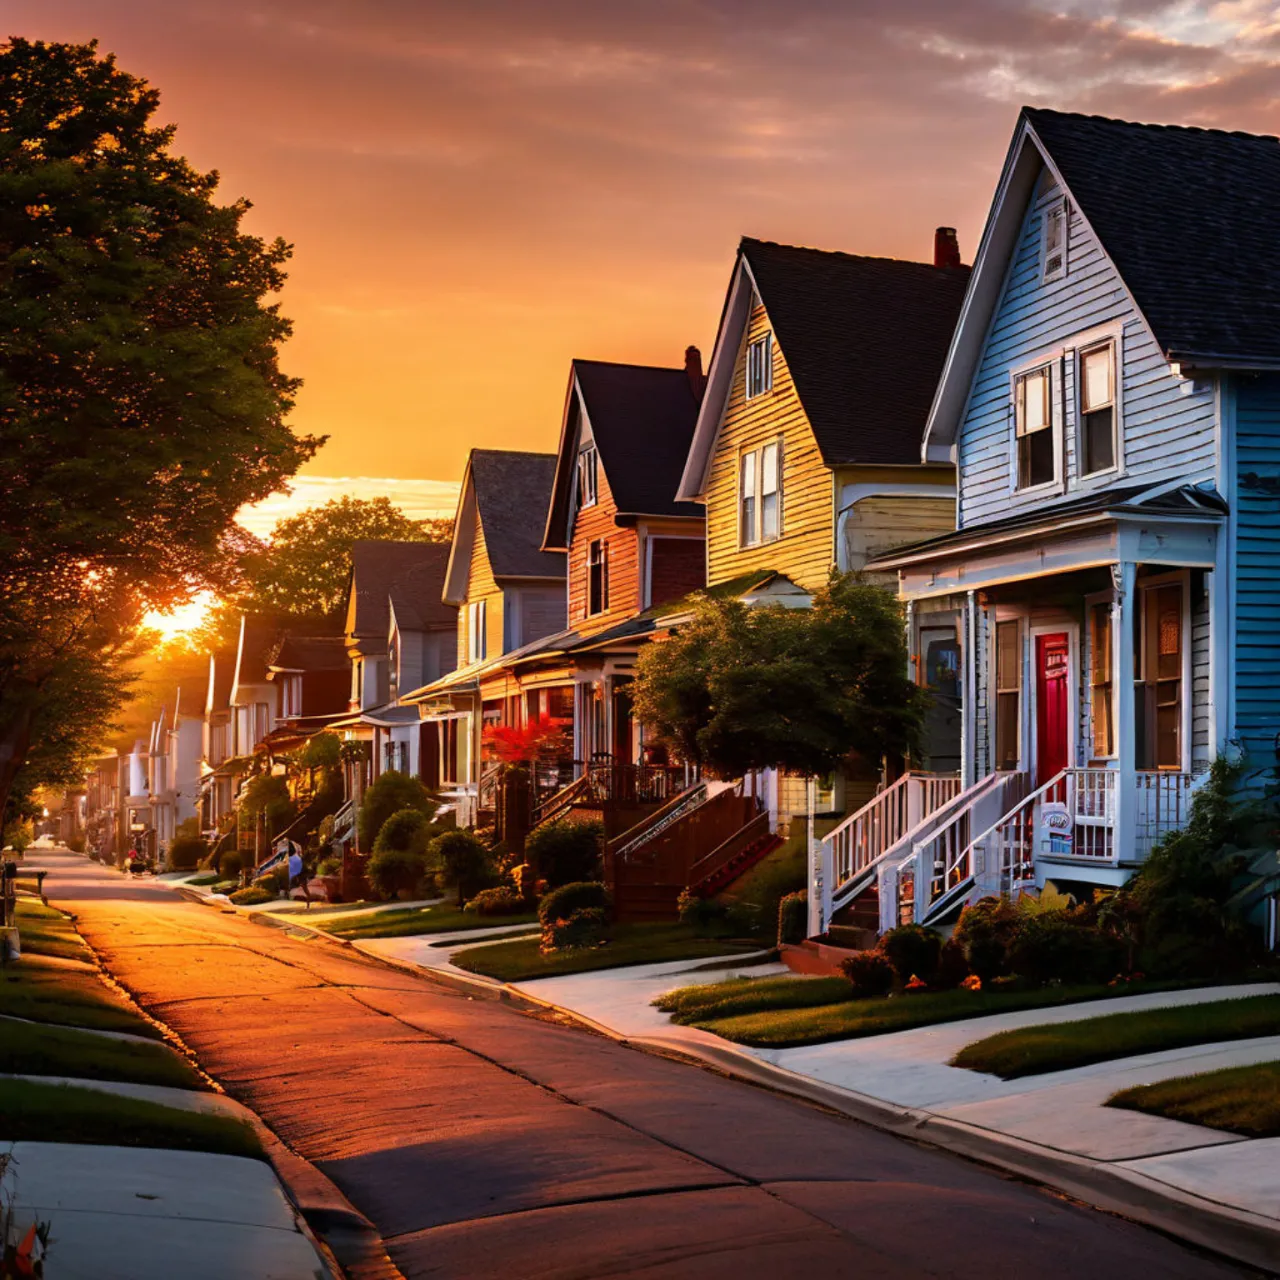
[{"x1": 1036, "y1": 801, "x2": 1073, "y2": 858}]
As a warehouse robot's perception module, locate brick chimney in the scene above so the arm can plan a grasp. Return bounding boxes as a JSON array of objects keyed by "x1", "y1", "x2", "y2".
[
  {"x1": 684, "y1": 344, "x2": 706, "y2": 399},
  {"x1": 934, "y1": 226, "x2": 961, "y2": 269}
]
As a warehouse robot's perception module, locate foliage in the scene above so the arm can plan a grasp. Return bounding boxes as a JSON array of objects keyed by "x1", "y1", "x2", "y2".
[
  {"x1": 654, "y1": 975, "x2": 852, "y2": 1023},
  {"x1": 538, "y1": 880, "x2": 612, "y2": 927},
  {"x1": 228, "y1": 885, "x2": 275, "y2": 906},
  {"x1": 298, "y1": 731, "x2": 342, "y2": 771},
  {"x1": 367, "y1": 844, "x2": 430, "y2": 901},
  {"x1": 483, "y1": 714, "x2": 570, "y2": 767},
  {"x1": 676, "y1": 889, "x2": 729, "y2": 930},
  {"x1": 776, "y1": 890, "x2": 808, "y2": 945},
  {"x1": 237, "y1": 773, "x2": 293, "y2": 837},
  {"x1": 431, "y1": 829, "x2": 493, "y2": 906},
  {"x1": 934, "y1": 938, "x2": 970, "y2": 991},
  {"x1": 541, "y1": 906, "x2": 610, "y2": 953},
  {"x1": 839, "y1": 951, "x2": 896, "y2": 998},
  {"x1": 167, "y1": 817, "x2": 207, "y2": 871},
  {"x1": 358, "y1": 770, "x2": 435, "y2": 851},
  {"x1": 2, "y1": 820, "x2": 32, "y2": 853},
  {"x1": 218, "y1": 850, "x2": 242, "y2": 880},
  {"x1": 316, "y1": 853, "x2": 342, "y2": 877},
  {"x1": 877, "y1": 924, "x2": 943, "y2": 986},
  {"x1": 953, "y1": 897, "x2": 1021, "y2": 983},
  {"x1": 631, "y1": 573, "x2": 926, "y2": 777},
  {"x1": 372, "y1": 808, "x2": 434, "y2": 858},
  {"x1": 1003, "y1": 913, "x2": 1120, "y2": 986},
  {"x1": 464, "y1": 886, "x2": 530, "y2": 916},
  {"x1": 524, "y1": 819, "x2": 604, "y2": 888}
]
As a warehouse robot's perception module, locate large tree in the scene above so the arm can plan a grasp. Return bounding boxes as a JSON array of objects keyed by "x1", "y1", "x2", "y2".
[
  {"x1": 631, "y1": 574, "x2": 926, "y2": 779},
  {"x1": 0, "y1": 39, "x2": 319, "y2": 818}
]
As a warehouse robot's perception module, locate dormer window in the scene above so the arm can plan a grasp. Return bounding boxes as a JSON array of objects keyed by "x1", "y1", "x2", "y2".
[
  {"x1": 576, "y1": 446, "x2": 598, "y2": 508},
  {"x1": 1079, "y1": 341, "x2": 1116, "y2": 475},
  {"x1": 1015, "y1": 365, "x2": 1054, "y2": 489},
  {"x1": 1042, "y1": 199, "x2": 1067, "y2": 282},
  {"x1": 746, "y1": 332, "x2": 773, "y2": 398}
]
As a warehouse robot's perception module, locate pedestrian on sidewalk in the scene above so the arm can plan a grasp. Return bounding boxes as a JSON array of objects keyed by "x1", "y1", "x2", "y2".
[{"x1": 287, "y1": 843, "x2": 312, "y2": 908}]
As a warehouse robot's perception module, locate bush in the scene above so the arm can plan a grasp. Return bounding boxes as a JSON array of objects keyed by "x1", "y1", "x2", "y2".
[
  {"x1": 298, "y1": 731, "x2": 342, "y2": 770},
  {"x1": 677, "y1": 889, "x2": 728, "y2": 930},
  {"x1": 358, "y1": 771, "x2": 435, "y2": 851},
  {"x1": 229, "y1": 885, "x2": 274, "y2": 905},
  {"x1": 167, "y1": 818, "x2": 207, "y2": 871},
  {"x1": 238, "y1": 774, "x2": 294, "y2": 836},
  {"x1": 840, "y1": 950, "x2": 895, "y2": 998},
  {"x1": 432, "y1": 829, "x2": 493, "y2": 906},
  {"x1": 219, "y1": 850, "x2": 243, "y2": 880},
  {"x1": 367, "y1": 845, "x2": 430, "y2": 901},
  {"x1": 1005, "y1": 913, "x2": 1121, "y2": 986},
  {"x1": 541, "y1": 906, "x2": 610, "y2": 952},
  {"x1": 538, "y1": 880, "x2": 612, "y2": 926},
  {"x1": 525, "y1": 819, "x2": 604, "y2": 888},
  {"x1": 934, "y1": 937, "x2": 970, "y2": 990},
  {"x1": 256, "y1": 867, "x2": 288, "y2": 894},
  {"x1": 777, "y1": 890, "x2": 807, "y2": 945},
  {"x1": 316, "y1": 853, "x2": 342, "y2": 877},
  {"x1": 953, "y1": 897, "x2": 1020, "y2": 984},
  {"x1": 878, "y1": 924, "x2": 942, "y2": 986},
  {"x1": 373, "y1": 808, "x2": 434, "y2": 858},
  {"x1": 465, "y1": 886, "x2": 529, "y2": 916},
  {"x1": 66, "y1": 834, "x2": 86, "y2": 853}
]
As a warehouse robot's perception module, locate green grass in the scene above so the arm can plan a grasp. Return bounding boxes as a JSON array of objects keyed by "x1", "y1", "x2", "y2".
[
  {"x1": 655, "y1": 974, "x2": 851, "y2": 1023},
  {"x1": 0, "y1": 959, "x2": 163, "y2": 1039},
  {"x1": 13, "y1": 898, "x2": 89, "y2": 961},
  {"x1": 452, "y1": 923, "x2": 759, "y2": 983},
  {"x1": 1109, "y1": 1061, "x2": 1280, "y2": 1138},
  {"x1": 186, "y1": 872, "x2": 221, "y2": 886},
  {"x1": 953, "y1": 994, "x2": 1280, "y2": 1079},
  {"x1": 688, "y1": 981, "x2": 1199, "y2": 1049},
  {"x1": 323, "y1": 904, "x2": 539, "y2": 940},
  {"x1": 0, "y1": 1019, "x2": 203, "y2": 1089},
  {"x1": 0, "y1": 1079, "x2": 263, "y2": 1159}
]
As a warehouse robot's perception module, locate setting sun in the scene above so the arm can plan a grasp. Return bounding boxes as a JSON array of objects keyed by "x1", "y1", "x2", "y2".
[{"x1": 142, "y1": 590, "x2": 215, "y2": 643}]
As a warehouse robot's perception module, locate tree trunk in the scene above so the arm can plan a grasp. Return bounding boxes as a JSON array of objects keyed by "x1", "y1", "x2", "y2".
[{"x1": 0, "y1": 704, "x2": 36, "y2": 829}]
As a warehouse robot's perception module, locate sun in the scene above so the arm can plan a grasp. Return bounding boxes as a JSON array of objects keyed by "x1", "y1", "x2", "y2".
[{"x1": 143, "y1": 590, "x2": 216, "y2": 644}]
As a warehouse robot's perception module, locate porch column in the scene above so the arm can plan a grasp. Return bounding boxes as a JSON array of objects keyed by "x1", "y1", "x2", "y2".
[
  {"x1": 1112, "y1": 561, "x2": 1137, "y2": 862},
  {"x1": 1209, "y1": 529, "x2": 1231, "y2": 759},
  {"x1": 961, "y1": 591, "x2": 977, "y2": 788}
]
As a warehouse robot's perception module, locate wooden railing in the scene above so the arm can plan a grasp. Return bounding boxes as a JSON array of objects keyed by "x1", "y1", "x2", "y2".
[
  {"x1": 688, "y1": 808, "x2": 771, "y2": 892},
  {"x1": 608, "y1": 783, "x2": 708, "y2": 860},
  {"x1": 531, "y1": 773, "x2": 591, "y2": 828}
]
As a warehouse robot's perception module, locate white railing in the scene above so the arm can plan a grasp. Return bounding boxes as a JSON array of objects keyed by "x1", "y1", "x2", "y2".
[{"x1": 1135, "y1": 770, "x2": 1197, "y2": 858}]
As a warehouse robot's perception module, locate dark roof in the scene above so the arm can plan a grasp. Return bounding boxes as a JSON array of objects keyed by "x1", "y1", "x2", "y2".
[
  {"x1": 740, "y1": 238, "x2": 970, "y2": 466},
  {"x1": 1024, "y1": 108, "x2": 1280, "y2": 366},
  {"x1": 349, "y1": 541, "x2": 454, "y2": 637},
  {"x1": 208, "y1": 651, "x2": 235, "y2": 712},
  {"x1": 573, "y1": 360, "x2": 703, "y2": 518},
  {"x1": 235, "y1": 618, "x2": 281, "y2": 687},
  {"x1": 269, "y1": 634, "x2": 349, "y2": 673},
  {"x1": 470, "y1": 450, "x2": 565, "y2": 579}
]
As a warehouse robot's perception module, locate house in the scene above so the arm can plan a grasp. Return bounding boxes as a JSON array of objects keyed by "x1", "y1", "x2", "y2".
[
  {"x1": 264, "y1": 634, "x2": 351, "y2": 744},
  {"x1": 200, "y1": 649, "x2": 237, "y2": 835},
  {"x1": 815, "y1": 108, "x2": 1280, "y2": 937},
  {"x1": 146, "y1": 687, "x2": 204, "y2": 860}
]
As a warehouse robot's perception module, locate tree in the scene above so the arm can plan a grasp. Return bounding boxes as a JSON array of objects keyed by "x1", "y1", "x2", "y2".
[
  {"x1": 432, "y1": 830, "x2": 493, "y2": 906},
  {"x1": 631, "y1": 574, "x2": 925, "y2": 778},
  {"x1": 0, "y1": 39, "x2": 318, "y2": 819},
  {"x1": 357, "y1": 770, "x2": 435, "y2": 851}
]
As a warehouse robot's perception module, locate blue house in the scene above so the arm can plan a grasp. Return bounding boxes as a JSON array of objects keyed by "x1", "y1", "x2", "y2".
[{"x1": 812, "y1": 108, "x2": 1280, "y2": 937}]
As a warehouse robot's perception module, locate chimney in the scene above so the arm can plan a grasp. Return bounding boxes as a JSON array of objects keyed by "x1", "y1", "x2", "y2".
[
  {"x1": 684, "y1": 344, "x2": 706, "y2": 398},
  {"x1": 934, "y1": 226, "x2": 961, "y2": 269}
]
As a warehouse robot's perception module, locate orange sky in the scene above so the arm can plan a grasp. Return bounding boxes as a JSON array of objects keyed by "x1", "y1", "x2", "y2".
[{"x1": 11, "y1": 2, "x2": 1280, "y2": 488}]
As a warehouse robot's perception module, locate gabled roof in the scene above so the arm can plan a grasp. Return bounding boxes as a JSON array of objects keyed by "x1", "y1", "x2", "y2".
[
  {"x1": 267, "y1": 634, "x2": 349, "y2": 675},
  {"x1": 544, "y1": 358, "x2": 703, "y2": 549},
  {"x1": 231, "y1": 616, "x2": 280, "y2": 699},
  {"x1": 925, "y1": 108, "x2": 1280, "y2": 457},
  {"x1": 680, "y1": 238, "x2": 969, "y2": 497},
  {"x1": 205, "y1": 651, "x2": 235, "y2": 716},
  {"x1": 346, "y1": 541, "x2": 454, "y2": 639}
]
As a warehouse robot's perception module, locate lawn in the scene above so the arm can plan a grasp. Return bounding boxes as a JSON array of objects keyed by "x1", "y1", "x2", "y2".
[
  {"x1": 952, "y1": 994, "x2": 1280, "y2": 1079},
  {"x1": 0, "y1": 1019, "x2": 202, "y2": 1089},
  {"x1": 452, "y1": 923, "x2": 760, "y2": 983},
  {"x1": 680, "y1": 980, "x2": 1200, "y2": 1049},
  {"x1": 0, "y1": 958, "x2": 163, "y2": 1038},
  {"x1": 322, "y1": 904, "x2": 539, "y2": 940},
  {"x1": 0, "y1": 1079, "x2": 263, "y2": 1159},
  {"x1": 1109, "y1": 1061, "x2": 1280, "y2": 1138},
  {"x1": 655, "y1": 974, "x2": 851, "y2": 1023},
  {"x1": 14, "y1": 898, "x2": 90, "y2": 961}
]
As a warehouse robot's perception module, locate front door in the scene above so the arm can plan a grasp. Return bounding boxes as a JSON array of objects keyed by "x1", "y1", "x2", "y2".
[{"x1": 1035, "y1": 633, "x2": 1070, "y2": 787}]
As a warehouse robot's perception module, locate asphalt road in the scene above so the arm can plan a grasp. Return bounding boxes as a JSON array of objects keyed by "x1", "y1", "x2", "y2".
[{"x1": 34, "y1": 853, "x2": 1250, "y2": 1279}]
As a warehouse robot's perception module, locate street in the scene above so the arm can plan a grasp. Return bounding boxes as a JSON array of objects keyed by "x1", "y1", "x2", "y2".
[{"x1": 28, "y1": 852, "x2": 1251, "y2": 1280}]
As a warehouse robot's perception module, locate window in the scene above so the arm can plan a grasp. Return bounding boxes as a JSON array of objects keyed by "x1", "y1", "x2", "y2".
[
  {"x1": 588, "y1": 538, "x2": 609, "y2": 615},
  {"x1": 746, "y1": 332, "x2": 773, "y2": 398},
  {"x1": 1079, "y1": 342, "x2": 1116, "y2": 475},
  {"x1": 1015, "y1": 366, "x2": 1054, "y2": 489},
  {"x1": 1043, "y1": 199, "x2": 1067, "y2": 282},
  {"x1": 1089, "y1": 603, "x2": 1114, "y2": 757},
  {"x1": 739, "y1": 440, "x2": 783, "y2": 546},
  {"x1": 1137, "y1": 583, "x2": 1183, "y2": 770},
  {"x1": 576, "y1": 446, "x2": 598, "y2": 509},
  {"x1": 468, "y1": 599, "x2": 487, "y2": 663},
  {"x1": 995, "y1": 620, "x2": 1021, "y2": 770}
]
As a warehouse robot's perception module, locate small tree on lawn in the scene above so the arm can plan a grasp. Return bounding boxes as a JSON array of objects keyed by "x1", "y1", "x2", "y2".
[
  {"x1": 358, "y1": 770, "x2": 435, "y2": 851},
  {"x1": 432, "y1": 830, "x2": 493, "y2": 906}
]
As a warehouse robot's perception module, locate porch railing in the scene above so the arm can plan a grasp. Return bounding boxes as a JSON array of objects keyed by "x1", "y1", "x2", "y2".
[{"x1": 1135, "y1": 770, "x2": 1198, "y2": 858}]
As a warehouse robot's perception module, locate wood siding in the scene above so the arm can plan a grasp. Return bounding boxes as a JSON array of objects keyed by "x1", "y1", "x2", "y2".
[
  {"x1": 958, "y1": 178, "x2": 1217, "y2": 528},
  {"x1": 705, "y1": 300, "x2": 834, "y2": 592},
  {"x1": 841, "y1": 494, "x2": 955, "y2": 580},
  {"x1": 568, "y1": 460, "x2": 640, "y2": 636},
  {"x1": 459, "y1": 505, "x2": 504, "y2": 666}
]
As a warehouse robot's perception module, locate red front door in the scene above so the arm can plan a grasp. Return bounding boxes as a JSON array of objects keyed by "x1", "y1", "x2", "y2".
[{"x1": 1035, "y1": 633, "x2": 1070, "y2": 787}]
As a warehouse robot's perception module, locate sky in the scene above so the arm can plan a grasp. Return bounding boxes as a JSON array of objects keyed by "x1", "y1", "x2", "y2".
[{"x1": 10, "y1": 1, "x2": 1280, "y2": 495}]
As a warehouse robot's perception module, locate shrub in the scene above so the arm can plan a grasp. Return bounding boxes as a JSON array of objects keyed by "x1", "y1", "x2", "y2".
[
  {"x1": 373, "y1": 808, "x2": 434, "y2": 858},
  {"x1": 934, "y1": 937, "x2": 970, "y2": 990},
  {"x1": 465, "y1": 886, "x2": 529, "y2": 916},
  {"x1": 840, "y1": 950, "x2": 895, "y2": 998},
  {"x1": 878, "y1": 924, "x2": 943, "y2": 986},
  {"x1": 367, "y1": 845, "x2": 430, "y2": 901},
  {"x1": 541, "y1": 907, "x2": 610, "y2": 953},
  {"x1": 358, "y1": 771, "x2": 435, "y2": 851},
  {"x1": 298, "y1": 731, "x2": 342, "y2": 770},
  {"x1": 525, "y1": 819, "x2": 604, "y2": 888},
  {"x1": 167, "y1": 818, "x2": 207, "y2": 871},
  {"x1": 953, "y1": 896, "x2": 1020, "y2": 984},
  {"x1": 229, "y1": 885, "x2": 274, "y2": 905},
  {"x1": 1005, "y1": 913, "x2": 1121, "y2": 986},
  {"x1": 219, "y1": 850, "x2": 243, "y2": 880},
  {"x1": 432, "y1": 829, "x2": 493, "y2": 906},
  {"x1": 66, "y1": 834, "x2": 86, "y2": 854},
  {"x1": 256, "y1": 867, "x2": 288, "y2": 894},
  {"x1": 776, "y1": 890, "x2": 807, "y2": 945},
  {"x1": 316, "y1": 853, "x2": 342, "y2": 877},
  {"x1": 538, "y1": 879, "x2": 612, "y2": 926},
  {"x1": 238, "y1": 774, "x2": 294, "y2": 836},
  {"x1": 677, "y1": 889, "x2": 728, "y2": 930}
]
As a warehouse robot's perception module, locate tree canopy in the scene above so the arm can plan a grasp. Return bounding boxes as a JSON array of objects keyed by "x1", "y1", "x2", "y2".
[{"x1": 631, "y1": 574, "x2": 925, "y2": 778}]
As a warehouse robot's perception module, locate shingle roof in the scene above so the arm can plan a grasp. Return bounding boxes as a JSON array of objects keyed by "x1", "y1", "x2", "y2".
[
  {"x1": 349, "y1": 541, "x2": 454, "y2": 637},
  {"x1": 1024, "y1": 108, "x2": 1280, "y2": 366},
  {"x1": 235, "y1": 618, "x2": 281, "y2": 687},
  {"x1": 573, "y1": 360, "x2": 703, "y2": 518},
  {"x1": 740, "y1": 238, "x2": 970, "y2": 466},
  {"x1": 470, "y1": 451, "x2": 565, "y2": 579},
  {"x1": 269, "y1": 634, "x2": 349, "y2": 673}
]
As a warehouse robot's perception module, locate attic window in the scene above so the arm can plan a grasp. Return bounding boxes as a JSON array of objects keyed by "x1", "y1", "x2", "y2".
[
  {"x1": 576, "y1": 446, "x2": 598, "y2": 509},
  {"x1": 1042, "y1": 199, "x2": 1067, "y2": 283},
  {"x1": 746, "y1": 333, "x2": 773, "y2": 398}
]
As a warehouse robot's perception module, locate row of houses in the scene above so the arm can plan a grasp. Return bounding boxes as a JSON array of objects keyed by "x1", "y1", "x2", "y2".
[{"x1": 85, "y1": 107, "x2": 1280, "y2": 940}]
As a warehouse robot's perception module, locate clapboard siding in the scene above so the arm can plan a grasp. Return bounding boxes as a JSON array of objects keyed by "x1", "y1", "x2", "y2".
[
  {"x1": 460, "y1": 505, "x2": 504, "y2": 666},
  {"x1": 958, "y1": 181, "x2": 1216, "y2": 528},
  {"x1": 1233, "y1": 374, "x2": 1280, "y2": 762},
  {"x1": 705, "y1": 300, "x2": 833, "y2": 592},
  {"x1": 842, "y1": 494, "x2": 955, "y2": 578},
  {"x1": 567, "y1": 461, "x2": 640, "y2": 635},
  {"x1": 1192, "y1": 584, "x2": 1210, "y2": 772}
]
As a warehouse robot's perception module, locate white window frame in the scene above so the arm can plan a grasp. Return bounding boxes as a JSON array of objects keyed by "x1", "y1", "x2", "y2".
[
  {"x1": 738, "y1": 438, "x2": 784, "y2": 548},
  {"x1": 1084, "y1": 589, "x2": 1117, "y2": 761},
  {"x1": 576, "y1": 446, "x2": 598, "y2": 509},
  {"x1": 1011, "y1": 360, "x2": 1060, "y2": 495},
  {"x1": 1075, "y1": 333, "x2": 1124, "y2": 481},
  {"x1": 746, "y1": 332, "x2": 773, "y2": 399},
  {"x1": 1042, "y1": 197, "x2": 1067, "y2": 283},
  {"x1": 468, "y1": 599, "x2": 487, "y2": 664}
]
